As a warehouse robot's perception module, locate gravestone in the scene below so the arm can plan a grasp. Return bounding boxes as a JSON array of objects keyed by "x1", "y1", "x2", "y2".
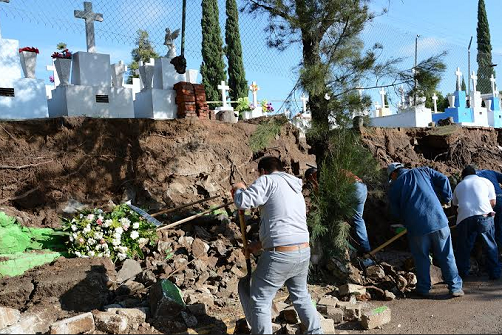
[
  {"x1": 134, "y1": 28, "x2": 199, "y2": 119},
  {"x1": 48, "y1": 1, "x2": 134, "y2": 118},
  {"x1": 0, "y1": 0, "x2": 48, "y2": 119},
  {"x1": 215, "y1": 81, "x2": 237, "y2": 123}
]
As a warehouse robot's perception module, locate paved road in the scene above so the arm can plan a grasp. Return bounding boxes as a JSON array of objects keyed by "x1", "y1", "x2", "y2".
[{"x1": 340, "y1": 276, "x2": 502, "y2": 334}]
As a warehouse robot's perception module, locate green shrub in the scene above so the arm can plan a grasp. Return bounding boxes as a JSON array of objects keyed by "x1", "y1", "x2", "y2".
[
  {"x1": 249, "y1": 116, "x2": 287, "y2": 153},
  {"x1": 307, "y1": 129, "x2": 381, "y2": 259}
]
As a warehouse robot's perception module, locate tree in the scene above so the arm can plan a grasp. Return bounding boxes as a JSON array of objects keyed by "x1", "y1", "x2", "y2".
[
  {"x1": 201, "y1": 0, "x2": 227, "y2": 103},
  {"x1": 461, "y1": 77, "x2": 467, "y2": 92},
  {"x1": 477, "y1": 0, "x2": 494, "y2": 94},
  {"x1": 225, "y1": 0, "x2": 248, "y2": 103},
  {"x1": 127, "y1": 30, "x2": 159, "y2": 84}
]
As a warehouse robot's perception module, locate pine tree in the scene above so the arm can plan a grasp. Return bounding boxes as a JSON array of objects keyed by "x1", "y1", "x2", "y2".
[
  {"x1": 225, "y1": 0, "x2": 248, "y2": 103},
  {"x1": 127, "y1": 30, "x2": 159, "y2": 84},
  {"x1": 201, "y1": 0, "x2": 227, "y2": 103},
  {"x1": 461, "y1": 77, "x2": 467, "y2": 92},
  {"x1": 477, "y1": 0, "x2": 494, "y2": 94}
]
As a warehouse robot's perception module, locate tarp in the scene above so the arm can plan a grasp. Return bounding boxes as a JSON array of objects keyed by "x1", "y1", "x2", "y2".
[{"x1": 0, "y1": 212, "x2": 66, "y2": 277}]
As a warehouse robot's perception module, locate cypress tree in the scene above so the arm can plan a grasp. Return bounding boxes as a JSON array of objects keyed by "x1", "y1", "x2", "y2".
[
  {"x1": 477, "y1": 0, "x2": 494, "y2": 94},
  {"x1": 225, "y1": 0, "x2": 248, "y2": 103},
  {"x1": 461, "y1": 77, "x2": 467, "y2": 92},
  {"x1": 201, "y1": 0, "x2": 226, "y2": 103}
]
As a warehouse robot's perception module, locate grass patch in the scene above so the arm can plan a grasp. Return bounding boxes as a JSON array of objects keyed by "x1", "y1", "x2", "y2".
[{"x1": 249, "y1": 116, "x2": 288, "y2": 153}]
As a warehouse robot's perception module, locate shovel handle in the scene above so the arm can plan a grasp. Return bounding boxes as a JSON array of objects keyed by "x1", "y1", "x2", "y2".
[
  {"x1": 369, "y1": 229, "x2": 408, "y2": 256},
  {"x1": 238, "y1": 209, "x2": 250, "y2": 260}
]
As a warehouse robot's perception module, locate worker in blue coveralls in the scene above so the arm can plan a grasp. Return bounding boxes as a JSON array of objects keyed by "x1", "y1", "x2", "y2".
[
  {"x1": 476, "y1": 169, "x2": 502, "y2": 251},
  {"x1": 387, "y1": 163, "x2": 464, "y2": 298}
]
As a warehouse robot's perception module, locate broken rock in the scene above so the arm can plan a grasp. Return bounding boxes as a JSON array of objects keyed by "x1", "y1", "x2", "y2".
[
  {"x1": 281, "y1": 307, "x2": 300, "y2": 324},
  {"x1": 326, "y1": 307, "x2": 344, "y2": 324},
  {"x1": 342, "y1": 305, "x2": 362, "y2": 321},
  {"x1": 339, "y1": 284, "x2": 366, "y2": 297},
  {"x1": 49, "y1": 312, "x2": 95, "y2": 334},
  {"x1": 366, "y1": 266, "x2": 386, "y2": 280},
  {"x1": 93, "y1": 311, "x2": 128, "y2": 334},
  {"x1": 320, "y1": 318, "x2": 335, "y2": 334},
  {"x1": 106, "y1": 308, "x2": 148, "y2": 330},
  {"x1": 187, "y1": 303, "x2": 206, "y2": 316},
  {"x1": 191, "y1": 238, "x2": 209, "y2": 258},
  {"x1": 430, "y1": 265, "x2": 444, "y2": 285},
  {"x1": 149, "y1": 280, "x2": 185, "y2": 319},
  {"x1": 384, "y1": 290, "x2": 396, "y2": 301},
  {"x1": 117, "y1": 259, "x2": 142, "y2": 283},
  {"x1": 181, "y1": 311, "x2": 198, "y2": 328},
  {"x1": 361, "y1": 306, "x2": 392, "y2": 330},
  {"x1": 0, "y1": 307, "x2": 20, "y2": 329}
]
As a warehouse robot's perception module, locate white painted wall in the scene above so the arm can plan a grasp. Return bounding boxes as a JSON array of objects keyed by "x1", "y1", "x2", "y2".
[{"x1": 370, "y1": 106, "x2": 432, "y2": 128}]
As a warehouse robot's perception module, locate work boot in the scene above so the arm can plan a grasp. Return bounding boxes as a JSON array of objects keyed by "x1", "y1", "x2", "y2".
[
  {"x1": 408, "y1": 289, "x2": 430, "y2": 298},
  {"x1": 450, "y1": 290, "x2": 465, "y2": 298}
]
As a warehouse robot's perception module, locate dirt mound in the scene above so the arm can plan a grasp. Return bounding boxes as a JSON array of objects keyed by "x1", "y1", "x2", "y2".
[
  {"x1": 0, "y1": 257, "x2": 115, "y2": 315},
  {"x1": 0, "y1": 117, "x2": 314, "y2": 228},
  {"x1": 361, "y1": 125, "x2": 502, "y2": 175}
]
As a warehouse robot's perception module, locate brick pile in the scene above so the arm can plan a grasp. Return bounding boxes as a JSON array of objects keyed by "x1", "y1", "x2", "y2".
[{"x1": 174, "y1": 82, "x2": 214, "y2": 120}]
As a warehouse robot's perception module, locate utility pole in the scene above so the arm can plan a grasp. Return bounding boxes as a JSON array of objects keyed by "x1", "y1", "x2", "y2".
[
  {"x1": 413, "y1": 35, "x2": 419, "y2": 106},
  {"x1": 468, "y1": 36, "x2": 473, "y2": 95}
]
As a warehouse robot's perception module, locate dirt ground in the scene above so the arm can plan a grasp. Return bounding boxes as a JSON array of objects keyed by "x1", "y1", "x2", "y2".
[{"x1": 340, "y1": 277, "x2": 502, "y2": 334}]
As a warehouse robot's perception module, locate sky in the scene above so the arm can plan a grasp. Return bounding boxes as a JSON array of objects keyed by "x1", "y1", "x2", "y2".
[{"x1": 0, "y1": 0, "x2": 501, "y2": 114}]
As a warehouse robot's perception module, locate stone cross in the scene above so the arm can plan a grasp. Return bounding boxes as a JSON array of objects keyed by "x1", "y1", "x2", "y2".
[
  {"x1": 249, "y1": 81, "x2": 260, "y2": 107},
  {"x1": 300, "y1": 94, "x2": 309, "y2": 113},
  {"x1": 111, "y1": 61, "x2": 127, "y2": 88},
  {"x1": 0, "y1": 0, "x2": 10, "y2": 39},
  {"x1": 490, "y1": 74, "x2": 497, "y2": 97},
  {"x1": 471, "y1": 71, "x2": 478, "y2": 93},
  {"x1": 455, "y1": 67, "x2": 462, "y2": 91},
  {"x1": 379, "y1": 88, "x2": 386, "y2": 108},
  {"x1": 432, "y1": 93, "x2": 438, "y2": 113},
  {"x1": 74, "y1": 1, "x2": 104, "y2": 53},
  {"x1": 46, "y1": 62, "x2": 60, "y2": 87},
  {"x1": 374, "y1": 101, "x2": 381, "y2": 111},
  {"x1": 218, "y1": 81, "x2": 230, "y2": 108}
]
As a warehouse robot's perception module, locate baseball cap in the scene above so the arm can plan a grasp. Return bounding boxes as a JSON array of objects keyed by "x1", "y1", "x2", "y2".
[{"x1": 387, "y1": 163, "x2": 404, "y2": 179}]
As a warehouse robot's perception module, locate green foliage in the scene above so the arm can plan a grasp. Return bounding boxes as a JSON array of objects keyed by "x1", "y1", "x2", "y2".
[
  {"x1": 225, "y1": 0, "x2": 248, "y2": 102},
  {"x1": 425, "y1": 91, "x2": 449, "y2": 112},
  {"x1": 249, "y1": 116, "x2": 287, "y2": 153},
  {"x1": 307, "y1": 129, "x2": 381, "y2": 259},
  {"x1": 127, "y1": 30, "x2": 159, "y2": 84},
  {"x1": 235, "y1": 97, "x2": 252, "y2": 112},
  {"x1": 56, "y1": 42, "x2": 67, "y2": 51},
  {"x1": 477, "y1": 0, "x2": 494, "y2": 94},
  {"x1": 62, "y1": 205, "x2": 158, "y2": 262},
  {"x1": 201, "y1": 0, "x2": 227, "y2": 103},
  {"x1": 461, "y1": 77, "x2": 467, "y2": 92}
]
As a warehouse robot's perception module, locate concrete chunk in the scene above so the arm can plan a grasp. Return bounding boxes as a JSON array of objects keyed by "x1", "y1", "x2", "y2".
[
  {"x1": 317, "y1": 296, "x2": 339, "y2": 307},
  {"x1": 320, "y1": 318, "x2": 335, "y2": 334},
  {"x1": 361, "y1": 306, "x2": 392, "y2": 330},
  {"x1": 49, "y1": 312, "x2": 95, "y2": 334},
  {"x1": 343, "y1": 305, "x2": 362, "y2": 321},
  {"x1": 0, "y1": 307, "x2": 20, "y2": 329},
  {"x1": 117, "y1": 259, "x2": 142, "y2": 283}
]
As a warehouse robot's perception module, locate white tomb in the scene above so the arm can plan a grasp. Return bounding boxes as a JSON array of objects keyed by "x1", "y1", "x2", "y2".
[
  {"x1": 0, "y1": 0, "x2": 48, "y2": 119},
  {"x1": 241, "y1": 81, "x2": 263, "y2": 120},
  {"x1": 48, "y1": 1, "x2": 134, "y2": 118},
  {"x1": 370, "y1": 104, "x2": 432, "y2": 128},
  {"x1": 374, "y1": 88, "x2": 392, "y2": 117},
  {"x1": 134, "y1": 29, "x2": 199, "y2": 120}
]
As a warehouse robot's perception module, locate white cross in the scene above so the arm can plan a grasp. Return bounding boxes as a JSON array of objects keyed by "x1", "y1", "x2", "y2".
[
  {"x1": 432, "y1": 93, "x2": 438, "y2": 113},
  {"x1": 0, "y1": 0, "x2": 10, "y2": 39},
  {"x1": 455, "y1": 67, "x2": 463, "y2": 91},
  {"x1": 218, "y1": 81, "x2": 230, "y2": 108},
  {"x1": 300, "y1": 94, "x2": 309, "y2": 113},
  {"x1": 471, "y1": 71, "x2": 478, "y2": 93},
  {"x1": 379, "y1": 88, "x2": 386, "y2": 108},
  {"x1": 249, "y1": 81, "x2": 260, "y2": 107},
  {"x1": 46, "y1": 61, "x2": 60, "y2": 87},
  {"x1": 490, "y1": 74, "x2": 497, "y2": 97},
  {"x1": 74, "y1": 1, "x2": 103, "y2": 53}
]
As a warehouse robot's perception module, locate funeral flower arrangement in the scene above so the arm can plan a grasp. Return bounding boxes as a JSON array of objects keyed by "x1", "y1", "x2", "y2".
[
  {"x1": 51, "y1": 49, "x2": 72, "y2": 59},
  {"x1": 19, "y1": 47, "x2": 40, "y2": 54},
  {"x1": 62, "y1": 204, "x2": 158, "y2": 262},
  {"x1": 235, "y1": 97, "x2": 253, "y2": 113},
  {"x1": 261, "y1": 100, "x2": 275, "y2": 113}
]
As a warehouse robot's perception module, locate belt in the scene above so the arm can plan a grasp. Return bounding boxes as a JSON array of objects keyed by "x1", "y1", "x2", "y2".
[{"x1": 266, "y1": 243, "x2": 310, "y2": 252}]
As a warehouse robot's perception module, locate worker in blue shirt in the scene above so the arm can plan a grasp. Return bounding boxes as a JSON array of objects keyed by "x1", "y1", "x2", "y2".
[
  {"x1": 476, "y1": 169, "x2": 502, "y2": 249},
  {"x1": 388, "y1": 163, "x2": 464, "y2": 298}
]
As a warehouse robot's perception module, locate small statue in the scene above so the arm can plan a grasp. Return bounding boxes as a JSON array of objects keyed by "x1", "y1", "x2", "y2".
[{"x1": 164, "y1": 28, "x2": 180, "y2": 58}]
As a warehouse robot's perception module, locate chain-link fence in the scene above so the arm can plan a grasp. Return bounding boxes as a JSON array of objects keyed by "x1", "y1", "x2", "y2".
[{"x1": 1, "y1": 0, "x2": 501, "y2": 112}]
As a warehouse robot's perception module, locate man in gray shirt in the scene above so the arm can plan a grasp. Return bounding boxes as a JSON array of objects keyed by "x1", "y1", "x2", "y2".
[{"x1": 233, "y1": 156, "x2": 322, "y2": 334}]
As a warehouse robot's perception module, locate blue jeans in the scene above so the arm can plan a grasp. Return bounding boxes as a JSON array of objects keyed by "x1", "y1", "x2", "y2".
[
  {"x1": 239, "y1": 248, "x2": 322, "y2": 334},
  {"x1": 455, "y1": 215, "x2": 501, "y2": 279},
  {"x1": 353, "y1": 182, "x2": 371, "y2": 253},
  {"x1": 493, "y1": 195, "x2": 502, "y2": 249},
  {"x1": 408, "y1": 226, "x2": 463, "y2": 294}
]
